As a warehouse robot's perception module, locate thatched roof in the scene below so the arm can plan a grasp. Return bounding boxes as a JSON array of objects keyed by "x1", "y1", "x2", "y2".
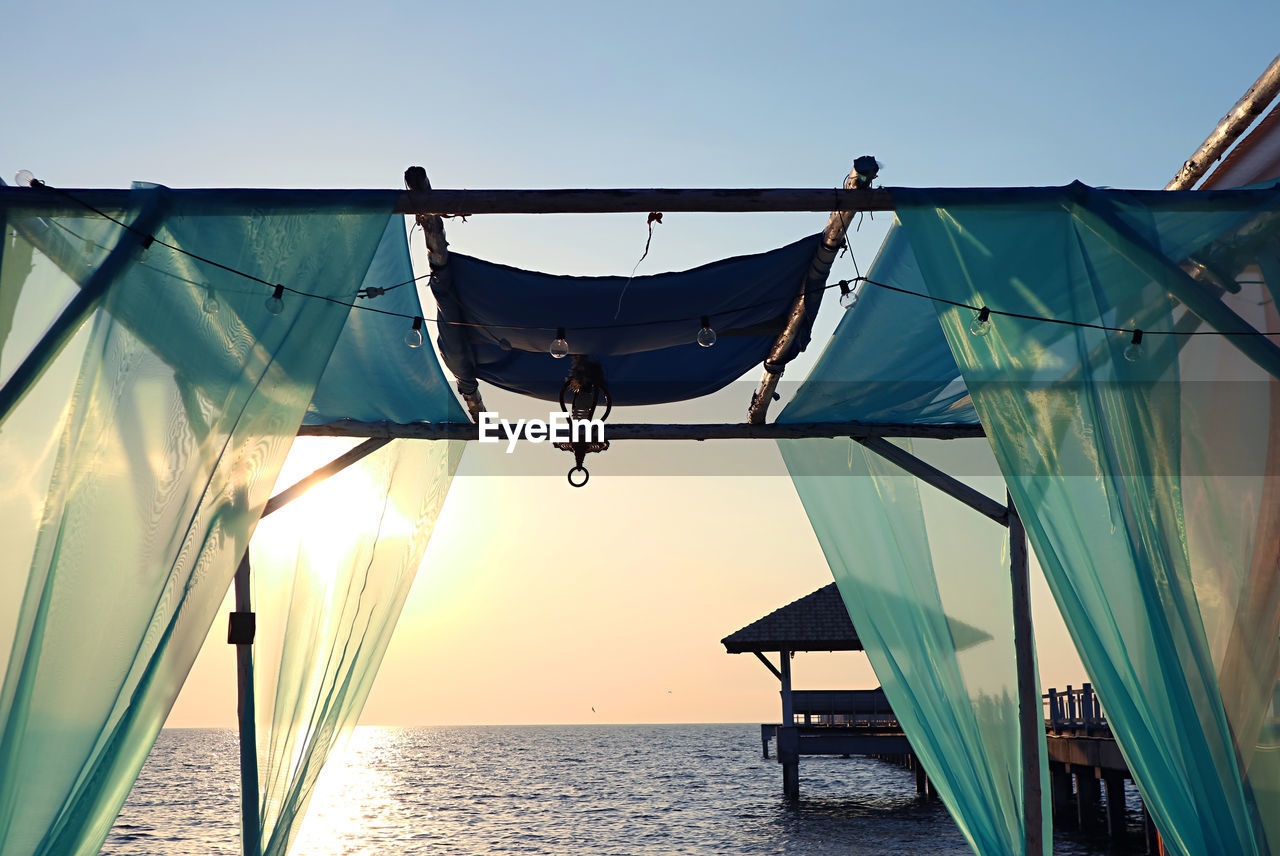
[{"x1": 721, "y1": 583, "x2": 862, "y2": 653}]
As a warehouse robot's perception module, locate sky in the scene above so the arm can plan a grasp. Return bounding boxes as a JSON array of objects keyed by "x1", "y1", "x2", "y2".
[{"x1": 5, "y1": 0, "x2": 1280, "y2": 728}]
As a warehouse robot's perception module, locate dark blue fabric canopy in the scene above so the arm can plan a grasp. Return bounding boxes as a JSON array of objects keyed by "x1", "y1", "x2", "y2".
[{"x1": 431, "y1": 234, "x2": 823, "y2": 405}]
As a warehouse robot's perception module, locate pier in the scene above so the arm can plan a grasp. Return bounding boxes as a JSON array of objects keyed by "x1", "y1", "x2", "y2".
[{"x1": 725, "y1": 587, "x2": 1162, "y2": 852}]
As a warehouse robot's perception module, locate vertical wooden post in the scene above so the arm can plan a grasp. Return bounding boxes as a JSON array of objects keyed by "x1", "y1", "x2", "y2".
[
  {"x1": 778, "y1": 650, "x2": 799, "y2": 799},
  {"x1": 1050, "y1": 764, "x2": 1073, "y2": 821},
  {"x1": 1075, "y1": 769, "x2": 1101, "y2": 832},
  {"x1": 231, "y1": 551, "x2": 261, "y2": 856},
  {"x1": 1009, "y1": 497, "x2": 1044, "y2": 855},
  {"x1": 1103, "y1": 773, "x2": 1127, "y2": 840}
]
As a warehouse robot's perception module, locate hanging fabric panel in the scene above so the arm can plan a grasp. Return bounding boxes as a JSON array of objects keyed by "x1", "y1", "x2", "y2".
[
  {"x1": 305, "y1": 216, "x2": 468, "y2": 426},
  {"x1": 779, "y1": 224, "x2": 977, "y2": 426},
  {"x1": 248, "y1": 436, "x2": 462, "y2": 856},
  {"x1": 431, "y1": 235, "x2": 823, "y2": 405},
  {"x1": 0, "y1": 185, "x2": 393, "y2": 856},
  {"x1": 780, "y1": 436, "x2": 1047, "y2": 856},
  {"x1": 894, "y1": 182, "x2": 1280, "y2": 856}
]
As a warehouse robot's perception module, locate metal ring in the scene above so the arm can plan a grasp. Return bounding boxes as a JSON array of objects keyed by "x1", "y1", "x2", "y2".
[{"x1": 567, "y1": 466, "x2": 590, "y2": 487}]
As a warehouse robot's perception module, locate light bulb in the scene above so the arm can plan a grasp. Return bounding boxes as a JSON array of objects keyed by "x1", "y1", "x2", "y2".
[
  {"x1": 838, "y1": 282, "x2": 859, "y2": 310},
  {"x1": 1123, "y1": 329, "x2": 1144, "y2": 362},
  {"x1": 405, "y1": 316, "x2": 424, "y2": 349},
  {"x1": 264, "y1": 285, "x2": 285, "y2": 316},
  {"x1": 697, "y1": 316, "x2": 717, "y2": 348},
  {"x1": 969, "y1": 306, "x2": 992, "y2": 337},
  {"x1": 550, "y1": 328, "x2": 569, "y2": 359},
  {"x1": 14, "y1": 170, "x2": 36, "y2": 187},
  {"x1": 202, "y1": 289, "x2": 219, "y2": 314}
]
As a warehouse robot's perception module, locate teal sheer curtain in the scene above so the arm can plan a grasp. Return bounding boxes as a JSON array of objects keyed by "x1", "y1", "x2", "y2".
[
  {"x1": 895, "y1": 182, "x2": 1280, "y2": 856},
  {"x1": 0, "y1": 186, "x2": 394, "y2": 856},
  {"x1": 780, "y1": 436, "x2": 1047, "y2": 856},
  {"x1": 250, "y1": 437, "x2": 462, "y2": 856}
]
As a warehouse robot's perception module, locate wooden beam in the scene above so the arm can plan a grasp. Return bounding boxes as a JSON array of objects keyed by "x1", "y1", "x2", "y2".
[
  {"x1": 0, "y1": 185, "x2": 895, "y2": 216},
  {"x1": 753, "y1": 651, "x2": 784, "y2": 682},
  {"x1": 296, "y1": 420, "x2": 985, "y2": 441},
  {"x1": 1066, "y1": 197, "x2": 1280, "y2": 380},
  {"x1": 1167, "y1": 52, "x2": 1280, "y2": 190},
  {"x1": 262, "y1": 437, "x2": 392, "y2": 517},
  {"x1": 748, "y1": 160, "x2": 872, "y2": 424},
  {"x1": 856, "y1": 437, "x2": 1009, "y2": 525},
  {"x1": 231, "y1": 552, "x2": 261, "y2": 856},
  {"x1": 1009, "y1": 497, "x2": 1045, "y2": 856},
  {"x1": 0, "y1": 193, "x2": 167, "y2": 422}
]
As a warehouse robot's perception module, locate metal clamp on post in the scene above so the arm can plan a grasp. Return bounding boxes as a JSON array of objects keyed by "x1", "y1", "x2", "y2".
[{"x1": 227, "y1": 611, "x2": 256, "y2": 645}]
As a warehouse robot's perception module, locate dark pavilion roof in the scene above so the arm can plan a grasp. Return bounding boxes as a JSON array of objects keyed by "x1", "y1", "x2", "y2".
[{"x1": 721, "y1": 583, "x2": 863, "y2": 654}]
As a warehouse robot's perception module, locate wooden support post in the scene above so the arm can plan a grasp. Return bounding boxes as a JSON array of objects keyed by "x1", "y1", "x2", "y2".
[
  {"x1": 915, "y1": 759, "x2": 927, "y2": 795},
  {"x1": 230, "y1": 552, "x2": 261, "y2": 856},
  {"x1": 1009, "y1": 497, "x2": 1045, "y2": 854},
  {"x1": 777, "y1": 726, "x2": 800, "y2": 800},
  {"x1": 1075, "y1": 768, "x2": 1101, "y2": 833},
  {"x1": 780, "y1": 650, "x2": 794, "y2": 726},
  {"x1": 1103, "y1": 773, "x2": 1127, "y2": 841},
  {"x1": 1050, "y1": 763, "x2": 1073, "y2": 821},
  {"x1": 761, "y1": 724, "x2": 772, "y2": 759}
]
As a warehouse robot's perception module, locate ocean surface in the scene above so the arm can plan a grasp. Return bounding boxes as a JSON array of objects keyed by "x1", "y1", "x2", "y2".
[{"x1": 105, "y1": 725, "x2": 1141, "y2": 855}]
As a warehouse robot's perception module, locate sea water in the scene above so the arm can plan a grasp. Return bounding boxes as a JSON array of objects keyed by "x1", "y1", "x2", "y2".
[{"x1": 104, "y1": 725, "x2": 1136, "y2": 855}]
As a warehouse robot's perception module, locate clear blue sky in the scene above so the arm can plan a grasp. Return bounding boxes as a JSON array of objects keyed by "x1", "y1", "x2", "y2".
[{"x1": 5, "y1": 0, "x2": 1278, "y2": 725}]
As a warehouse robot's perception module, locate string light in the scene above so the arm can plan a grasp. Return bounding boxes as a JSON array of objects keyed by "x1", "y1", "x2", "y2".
[
  {"x1": 1124, "y1": 329, "x2": 1144, "y2": 362},
  {"x1": 969, "y1": 306, "x2": 992, "y2": 337},
  {"x1": 696, "y1": 316, "x2": 717, "y2": 348},
  {"x1": 202, "y1": 287, "x2": 219, "y2": 315},
  {"x1": 405, "y1": 316, "x2": 424, "y2": 349},
  {"x1": 550, "y1": 328, "x2": 569, "y2": 359},
  {"x1": 17, "y1": 178, "x2": 1280, "y2": 357},
  {"x1": 264, "y1": 285, "x2": 285, "y2": 316},
  {"x1": 838, "y1": 280, "x2": 859, "y2": 310}
]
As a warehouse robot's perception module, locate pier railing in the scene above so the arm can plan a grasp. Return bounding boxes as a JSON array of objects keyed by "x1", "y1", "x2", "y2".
[
  {"x1": 1044, "y1": 684, "x2": 1108, "y2": 735},
  {"x1": 788, "y1": 689, "x2": 900, "y2": 728}
]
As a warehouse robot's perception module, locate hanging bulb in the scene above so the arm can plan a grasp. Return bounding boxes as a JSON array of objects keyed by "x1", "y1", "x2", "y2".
[
  {"x1": 13, "y1": 170, "x2": 36, "y2": 187},
  {"x1": 838, "y1": 281, "x2": 859, "y2": 310},
  {"x1": 969, "y1": 306, "x2": 992, "y2": 337},
  {"x1": 264, "y1": 284, "x2": 285, "y2": 316},
  {"x1": 1123, "y1": 329, "x2": 1144, "y2": 362},
  {"x1": 550, "y1": 327, "x2": 569, "y2": 359},
  {"x1": 202, "y1": 288, "x2": 219, "y2": 315},
  {"x1": 405, "y1": 316, "x2": 424, "y2": 349},
  {"x1": 697, "y1": 316, "x2": 717, "y2": 348}
]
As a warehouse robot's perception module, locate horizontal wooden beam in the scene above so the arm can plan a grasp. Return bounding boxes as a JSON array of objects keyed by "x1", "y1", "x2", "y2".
[
  {"x1": 8, "y1": 184, "x2": 1280, "y2": 217},
  {"x1": 296, "y1": 420, "x2": 985, "y2": 441},
  {"x1": 0, "y1": 185, "x2": 894, "y2": 215}
]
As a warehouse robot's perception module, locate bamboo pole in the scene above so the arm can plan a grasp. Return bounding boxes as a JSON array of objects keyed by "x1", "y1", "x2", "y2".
[
  {"x1": 404, "y1": 167, "x2": 487, "y2": 420},
  {"x1": 1167, "y1": 52, "x2": 1280, "y2": 190},
  {"x1": 1008, "y1": 496, "x2": 1044, "y2": 856},
  {"x1": 296, "y1": 420, "x2": 985, "y2": 441},
  {"x1": 747, "y1": 159, "x2": 875, "y2": 424}
]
